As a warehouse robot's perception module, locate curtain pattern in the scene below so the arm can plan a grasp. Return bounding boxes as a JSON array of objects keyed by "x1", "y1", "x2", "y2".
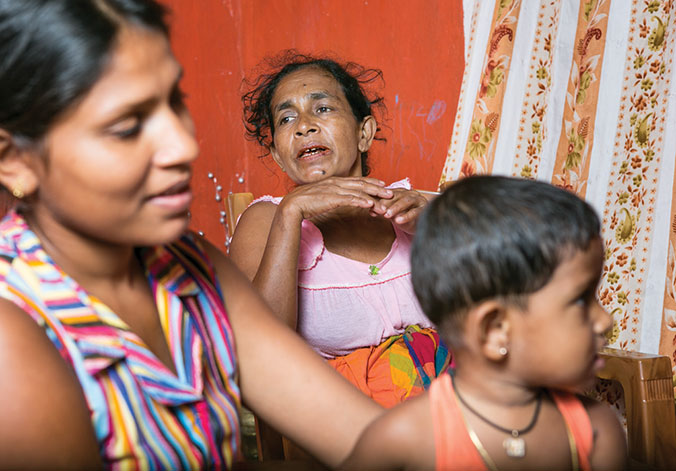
[{"x1": 442, "y1": 0, "x2": 676, "y2": 389}]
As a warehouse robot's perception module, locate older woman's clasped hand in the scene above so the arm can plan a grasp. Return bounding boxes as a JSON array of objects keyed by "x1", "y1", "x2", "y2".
[
  {"x1": 278, "y1": 176, "x2": 391, "y2": 221},
  {"x1": 369, "y1": 187, "x2": 427, "y2": 233},
  {"x1": 278, "y1": 176, "x2": 426, "y2": 234}
]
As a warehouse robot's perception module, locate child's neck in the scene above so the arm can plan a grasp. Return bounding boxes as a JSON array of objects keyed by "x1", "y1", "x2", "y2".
[{"x1": 453, "y1": 359, "x2": 541, "y2": 407}]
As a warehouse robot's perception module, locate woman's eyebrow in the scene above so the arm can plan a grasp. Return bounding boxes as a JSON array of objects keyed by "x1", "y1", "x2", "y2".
[
  {"x1": 308, "y1": 91, "x2": 334, "y2": 100},
  {"x1": 99, "y1": 66, "x2": 184, "y2": 122},
  {"x1": 273, "y1": 91, "x2": 337, "y2": 114}
]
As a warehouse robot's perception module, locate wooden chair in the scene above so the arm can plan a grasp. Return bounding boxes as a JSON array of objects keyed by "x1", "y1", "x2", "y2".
[
  {"x1": 597, "y1": 347, "x2": 676, "y2": 469},
  {"x1": 226, "y1": 192, "x2": 254, "y2": 247},
  {"x1": 227, "y1": 192, "x2": 320, "y2": 465},
  {"x1": 226, "y1": 192, "x2": 280, "y2": 458}
]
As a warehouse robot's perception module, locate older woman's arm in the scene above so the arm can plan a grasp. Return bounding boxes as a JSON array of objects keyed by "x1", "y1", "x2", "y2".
[
  {"x1": 205, "y1": 242, "x2": 383, "y2": 467},
  {"x1": 229, "y1": 176, "x2": 392, "y2": 329},
  {"x1": 229, "y1": 199, "x2": 302, "y2": 329}
]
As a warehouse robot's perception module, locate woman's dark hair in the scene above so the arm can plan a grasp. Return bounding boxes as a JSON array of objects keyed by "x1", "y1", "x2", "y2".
[
  {"x1": 242, "y1": 50, "x2": 385, "y2": 176},
  {"x1": 0, "y1": 0, "x2": 169, "y2": 144},
  {"x1": 411, "y1": 176, "x2": 601, "y2": 347}
]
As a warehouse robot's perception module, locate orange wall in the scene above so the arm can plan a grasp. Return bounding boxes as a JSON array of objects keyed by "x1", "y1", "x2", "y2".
[{"x1": 162, "y1": 0, "x2": 464, "y2": 247}]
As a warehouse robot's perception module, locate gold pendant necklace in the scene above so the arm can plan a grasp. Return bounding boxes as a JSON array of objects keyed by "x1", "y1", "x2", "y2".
[{"x1": 451, "y1": 374, "x2": 542, "y2": 459}]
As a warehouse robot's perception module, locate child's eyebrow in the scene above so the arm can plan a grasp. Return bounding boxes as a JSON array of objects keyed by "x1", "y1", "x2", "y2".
[{"x1": 578, "y1": 276, "x2": 602, "y2": 298}]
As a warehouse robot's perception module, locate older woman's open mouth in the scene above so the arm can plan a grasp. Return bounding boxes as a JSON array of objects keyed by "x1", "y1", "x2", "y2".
[{"x1": 297, "y1": 145, "x2": 329, "y2": 159}]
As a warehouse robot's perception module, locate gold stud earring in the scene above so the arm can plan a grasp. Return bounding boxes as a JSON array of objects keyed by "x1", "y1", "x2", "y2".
[{"x1": 11, "y1": 185, "x2": 24, "y2": 199}]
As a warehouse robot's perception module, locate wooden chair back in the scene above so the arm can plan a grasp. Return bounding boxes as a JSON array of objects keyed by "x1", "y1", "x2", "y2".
[
  {"x1": 226, "y1": 192, "x2": 254, "y2": 239},
  {"x1": 226, "y1": 192, "x2": 315, "y2": 464}
]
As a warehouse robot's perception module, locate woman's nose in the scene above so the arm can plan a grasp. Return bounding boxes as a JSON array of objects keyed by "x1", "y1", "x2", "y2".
[
  {"x1": 294, "y1": 113, "x2": 318, "y2": 136},
  {"x1": 153, "y1": 109, "x2": 199, "y2": 166}
]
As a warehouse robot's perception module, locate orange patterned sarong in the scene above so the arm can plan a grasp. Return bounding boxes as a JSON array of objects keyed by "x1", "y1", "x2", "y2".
[{"x1": 327, "y1": 325, "x2": 453, "y2": 408}]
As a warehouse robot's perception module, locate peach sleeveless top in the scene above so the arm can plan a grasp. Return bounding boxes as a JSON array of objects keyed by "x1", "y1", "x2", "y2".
[{"x1": 430, "y1": 374, "x2": 593, "y2": 471}]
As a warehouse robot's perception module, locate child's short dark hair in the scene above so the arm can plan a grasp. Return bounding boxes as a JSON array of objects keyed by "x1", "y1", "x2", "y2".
[{"x1": 411, "y1": 175, "x2": 601, "y2": 346}]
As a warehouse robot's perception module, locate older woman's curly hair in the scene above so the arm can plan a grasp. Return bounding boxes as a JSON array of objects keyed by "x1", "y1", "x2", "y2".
[{"x1": 241, "y1": 50, "x2": 386, "y2": 176}]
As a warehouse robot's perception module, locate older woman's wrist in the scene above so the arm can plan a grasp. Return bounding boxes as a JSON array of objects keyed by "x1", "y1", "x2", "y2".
[{"x1": 276, "y1": 196, "x2": 306, "y2": 225}]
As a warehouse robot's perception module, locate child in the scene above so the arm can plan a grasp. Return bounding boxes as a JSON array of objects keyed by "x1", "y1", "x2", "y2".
[{"x1": 340, "y1": 175, "x2": 626, "y2": 470}]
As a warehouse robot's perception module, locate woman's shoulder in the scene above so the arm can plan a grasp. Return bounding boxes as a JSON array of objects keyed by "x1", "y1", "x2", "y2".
[
  {"x1": 250, "y1": 195, "x2": 283, "y2": 206},
  {"x1": 236, "y1": 198, "x2": 279, "y2": 230},
  {"x1": 0, "y1": 297, "x2": 102, "y2": 468}
]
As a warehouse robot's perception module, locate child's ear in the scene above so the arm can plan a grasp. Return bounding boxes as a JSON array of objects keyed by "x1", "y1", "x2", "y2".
[
  {"x1": 0, "y1": 130, "x2": 39, "y2": 199},
  {"x1": 472, "y1": 300, "x2": 511, "y2": 362}
]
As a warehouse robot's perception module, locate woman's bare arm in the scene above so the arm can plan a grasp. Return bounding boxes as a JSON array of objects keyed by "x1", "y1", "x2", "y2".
[
  {"x1": 0, "y1": 299, "x2": 102, "y2": 470},
  {"x1": 229, "y1": 201, "x2": 303, "y2": 329},
  {"x1": 338, "y1": 394, "x2": 435, "y2": 471},
  {"x1": 205, "y1": 241, "x2": 383, "y2": 467},
  {"x1": 229, "y1": 177, "x2": 392, "y2": 329}
]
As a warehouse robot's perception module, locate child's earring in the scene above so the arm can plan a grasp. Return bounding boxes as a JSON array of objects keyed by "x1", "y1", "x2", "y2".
[
  {"x1": 12, "y1": 181, "x2": 24, "y2": 199},
  {"x1": 498, "y1": 347, "x2": 508, "y2": 356}
]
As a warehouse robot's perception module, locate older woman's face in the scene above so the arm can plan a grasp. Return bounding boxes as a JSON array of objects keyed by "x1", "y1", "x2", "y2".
[
  {"x1": 25, "y1": 26, "x2": 199, "y2": 247},
  {"x1": 269, "y1": 67, "x2": 373, "y2": 184}
]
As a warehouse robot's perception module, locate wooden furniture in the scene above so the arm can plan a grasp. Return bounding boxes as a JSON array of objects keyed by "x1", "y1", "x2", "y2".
[
  {"x1": 597, "y1": 347, "x2": 676, "y2": 469},
  {"x1": 226, "y1": 192, "x2": 318, "y2": 465},
  {"x1": 226, "y1": 191, "x2": 254, "y2": 247}
]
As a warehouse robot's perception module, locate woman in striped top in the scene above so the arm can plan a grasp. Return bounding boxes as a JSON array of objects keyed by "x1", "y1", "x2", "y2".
[{"x1": 0, "y1": 1, "x2": 381, "y2": 469}]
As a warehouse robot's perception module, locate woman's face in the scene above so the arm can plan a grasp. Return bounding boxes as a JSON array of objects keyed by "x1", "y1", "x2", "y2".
[
  {"x1": 25, "y1": 26, "x2": 198, "y2": 247},
  {"x1": 268, "y1": 66, "x2": 375, "y2": 184}
]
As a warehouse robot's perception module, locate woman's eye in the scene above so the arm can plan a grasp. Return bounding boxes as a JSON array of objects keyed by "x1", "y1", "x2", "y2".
[
  {"x1": 317, "y1": 106, "x2": 331, "y2": 113},
  {"x1": 279, "y1": 115, "x2": 293, "y2": 125},
  {"x1": 170, "y1": 86, "x2": 187, "y2": 109},
  {"x1": 109, "y1": 117, "x2": 142, "y2": 139}
]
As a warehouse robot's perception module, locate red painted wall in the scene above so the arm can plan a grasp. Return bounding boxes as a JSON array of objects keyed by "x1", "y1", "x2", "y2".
[{"x1": 162, "y1": 0, "x2": 464, "y2": 248}]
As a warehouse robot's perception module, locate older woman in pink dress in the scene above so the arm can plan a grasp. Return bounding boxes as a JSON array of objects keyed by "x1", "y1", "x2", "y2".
[{"x1": 231, "y1": 52, "x2": 451, "y2": 407}]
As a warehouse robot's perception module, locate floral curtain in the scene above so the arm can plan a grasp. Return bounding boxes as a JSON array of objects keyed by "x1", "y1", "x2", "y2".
[{"x1": 441, "y1": 0, "x2": 676, "y2": 385}]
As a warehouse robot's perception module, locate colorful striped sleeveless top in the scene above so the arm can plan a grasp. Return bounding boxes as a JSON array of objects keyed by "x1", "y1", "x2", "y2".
[{"x1": 0, "y1": 211, "x2": 240, "y2": 470}]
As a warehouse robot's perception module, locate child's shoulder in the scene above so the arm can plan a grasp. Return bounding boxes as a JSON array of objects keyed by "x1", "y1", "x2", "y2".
[
  {"x1": 577, "y1": 394, "x2": 627, "y2": 470},
  {"x1": 577, "y1": 393, "x2": 623, "y2": 431}
]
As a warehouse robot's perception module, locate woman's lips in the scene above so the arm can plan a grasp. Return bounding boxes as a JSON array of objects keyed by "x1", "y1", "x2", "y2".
[
  {"x1": 148, "y1": 182, "x2": 193, "y2": 212},
  {"x1": 150, "y1": 190, "x2": 193, "y2": 211},
  {"x1": 297, "y1": 145, "x2": 329, "y2": 159}
]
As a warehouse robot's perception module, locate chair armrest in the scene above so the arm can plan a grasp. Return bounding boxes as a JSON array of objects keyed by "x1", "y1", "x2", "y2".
[{"x1": 597, "y1": 347, "x2": 676, "y2": 468}]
